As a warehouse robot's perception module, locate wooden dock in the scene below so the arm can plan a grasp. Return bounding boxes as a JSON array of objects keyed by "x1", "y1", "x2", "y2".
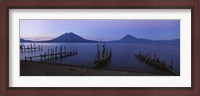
[
  {"x1": 24, "y1": 45, "x2": 78, "y2": 61},
  {"x1": 20, "y1": 43, "x2": 43, "y2": 52},
  {"x1": 25, "y1": 50, "x2": 78, "y2": 61},
  {"x1": 93, "y1": 44, "x2": 112, "y2": 67},
  {"x1": 134, "y1": 51, "x2": 178, "y2": 75}
]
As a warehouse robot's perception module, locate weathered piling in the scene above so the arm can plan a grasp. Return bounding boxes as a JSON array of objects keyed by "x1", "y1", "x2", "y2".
[
  {"x1": 48, "y1": 49, "x2": 50, "y2": 60},
  {"x1": 55, "y1": 46, "x2": 57, "y2": 59},
  {"x1": 93, "y1": 44, "x2": 112, "y2": 67},
  {"x1": 30, "y1": 44, "x2": 33, "y2": 52},
  {"x1": 60, "y1": 45, "x2": 63, "y2": 58},
  {"x1": 40, "y1": 54, "x2": 42, "y2": 61},
  {"x1": 52, "y1": 49, "x2": 54, "y2": 59},
  {"x1": 102, "y1": 44, "x2": 106, "y2": 59},
  {"x1": 20, "y1": 43, "x2": 43, "y2": 53},
  {"x1": 39, "y1": 45, "x2": 41, "y2": 51},
  {"x1": 27, "y1": 45, "x2": 29, "y2": 52},
  {"x1": 64, "y1": 46, "x2": 66, "y2": 56},
  {"x1": 135, "y1": 51, "x2": 178, "y2": 75},
  {"x1": 97, "y1": 45, "x2": 100, "y2": 61},
  {"x1": 24, "y1": 45, "x2": 78, "y2": 62},
  {"x1": 30, "y1": 57, "x2": 32, "y2": 61},
  {"x1": 40, "y1": 49, "x2": 78, "y2": 61},
  {"x1": 34, "y1": 44, "x2": 36, "y2": 52},
  {"x1": 106, "y1": 48, "x2": 108, "y2": 58},
  {"x1": 25, "y1": 49, "x2": 78, "y2": 61}
]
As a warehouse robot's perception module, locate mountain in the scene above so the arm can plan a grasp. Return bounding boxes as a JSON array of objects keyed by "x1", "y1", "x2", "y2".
[
  {"x1": 20, "y1": 38, "x2": 32, "y2": 42},
  {"x1": 109, "y1": 34, "x2": 180, "y2": 45},
  {"x1": 109, "y1": 34, "x2": 153, "y2": 43},
  {"x1": 46, "y1": 32, "x2": 98, "y2": 43}
]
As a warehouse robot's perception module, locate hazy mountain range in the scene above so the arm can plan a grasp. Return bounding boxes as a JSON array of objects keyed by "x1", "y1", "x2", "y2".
[
  {"x1": 109, "y1": 34, "x2": 180, "y2": 45},
  {"x1": 20, "y1": 32, "x2": 180, "y2": 45},
  {"x1": 47, "y1": 32, "x2": 97, "y2": 43}
]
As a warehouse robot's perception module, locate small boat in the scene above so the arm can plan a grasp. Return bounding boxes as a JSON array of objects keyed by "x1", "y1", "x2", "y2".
[{"x1": 93, "y1": 44, "x2": 112, "y2": 67}]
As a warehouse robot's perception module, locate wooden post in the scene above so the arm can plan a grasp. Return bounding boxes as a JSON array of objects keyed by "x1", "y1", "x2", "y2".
[
  {"x1": 48, "y1": 49, "x2": 50, "y2": 60},
  {"x1": 97, "y1": 45, "x2": 100, "y2": 61},
  {"x1": 30, "y1": 57, "x2": 32, "y2": 61},
  {"x1": 34, "y1": 43, "x2": 36, "y2": 52},
  {"x1": 30, "y1": 44, "x2": 33, "y2": 52},
  {"x1": 27, "y1": 45, "x2": 29, "y2": 52},
  {"x1": 52, "y1": 49, "x2": 54, "y2": 59},
  {"x1": 52, "y1": 50, "x2": 54, "y2": 59},
  {"x1": 106, "y1": 48, "x2": 108, "y2": 58},
  {"x1": 40, "y1": 54, "x2": 42, "y2": 61},
  {"x1": 38, "y1": 45, "x2": 40, "y2": 51},
  {"x1": 20, "y1": 45, "x2": 22, "y2": 52},
  {"x1": 24, "y1": 45, "x2": 26, "y2": 52},
  {"x1": 60, "y1": 45, "x2": 62, "y2": 58},
  {"x1": 51, "y1": 49, "x2": 53, "y2": 59},
  {"x1": 44, "y1": 52, "x2": 46, "y2": 61},
  {"x1": 25, "y1": 56, "x2": 27, "y2": 61},
  {"x1": 50, "y1": 49, "x2": 51, "y2": 59},
  {"x1": 102, "y1": 44, "x2": 105, "y2": 59},
  {"x1": 50, "y1": 49, "x2": 52, "y2": 60},
  {"x1": 22, "y1": 45, "x2": 24, "y2": 52},
  {"x1": 32, "y1": 44, "x2": 34, "y2": 52},
  {"x1": 64, "y1": 46, "x2": 66, "y2": 56},
  {"x1": 55, "y1": 46, "x2": 57, "y2": 59}
]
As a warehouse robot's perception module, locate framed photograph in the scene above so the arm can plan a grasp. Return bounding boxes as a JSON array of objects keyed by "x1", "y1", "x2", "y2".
[{"x1": 1, "y1": 0, "x2": 199, "y2": 96}]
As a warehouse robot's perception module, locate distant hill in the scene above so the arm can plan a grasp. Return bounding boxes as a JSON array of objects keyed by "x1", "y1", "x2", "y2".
[
  {"x1": 20, "y1": 38, "x2": 32, "y2": 42},
  {"x1": 109, "y1": 34, "x2": 153, "y2": 43},
  {"x1": 109, "y1": 34, "x2": 180, "y2": 45},
  {"x1": 45, "y1": 32, "x2": 98, "y2": 43}
]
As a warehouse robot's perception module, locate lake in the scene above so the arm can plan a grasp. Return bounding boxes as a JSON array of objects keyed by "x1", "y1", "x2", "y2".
[{"x1": 20, "y1": 43, "x2": 180, "y2": 75}]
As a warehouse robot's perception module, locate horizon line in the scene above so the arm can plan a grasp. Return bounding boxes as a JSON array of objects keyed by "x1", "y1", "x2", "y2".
[{"x1": 20, "y1": 32, "x2": 180, "y2": 41}]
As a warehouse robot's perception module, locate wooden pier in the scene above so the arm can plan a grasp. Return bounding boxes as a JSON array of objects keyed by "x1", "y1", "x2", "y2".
[
  {"x1": 93, "y1": 44, "x2": 112, "y2": 67},
  {"x1": 134, "y1": 51, "x2": 178, "y2": 75},
  {"x1": 20, "y1": 43, "x2": 43, "y2": 52},
  {"x1": 24, "y1": 45, "x2": 78, "y2": 61}
]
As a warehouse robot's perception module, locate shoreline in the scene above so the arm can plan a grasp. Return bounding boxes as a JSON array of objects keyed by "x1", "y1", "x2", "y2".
[{"x1": 20, "y1": 60, "x2": 174, "y2": 76}]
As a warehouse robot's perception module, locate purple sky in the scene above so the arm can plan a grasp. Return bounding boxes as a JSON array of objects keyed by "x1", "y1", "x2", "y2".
[{"x1": 20, "y1": 20, "x2": 180, "y2": 41}]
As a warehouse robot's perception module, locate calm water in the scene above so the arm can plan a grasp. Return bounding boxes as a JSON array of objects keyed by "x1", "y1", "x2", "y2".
[{"x1": 20, "y1": 43, "x2": 180, "y2": 75}]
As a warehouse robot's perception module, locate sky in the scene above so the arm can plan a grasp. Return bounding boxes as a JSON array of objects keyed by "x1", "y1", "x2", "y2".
[{"x1": 20, "y1": 20, "x2": 180, "y2": 41}]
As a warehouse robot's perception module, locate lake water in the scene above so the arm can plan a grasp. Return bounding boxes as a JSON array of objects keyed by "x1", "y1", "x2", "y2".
[{"x1": 20, "y1": 43, "x2": 180, "y2": 75}]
